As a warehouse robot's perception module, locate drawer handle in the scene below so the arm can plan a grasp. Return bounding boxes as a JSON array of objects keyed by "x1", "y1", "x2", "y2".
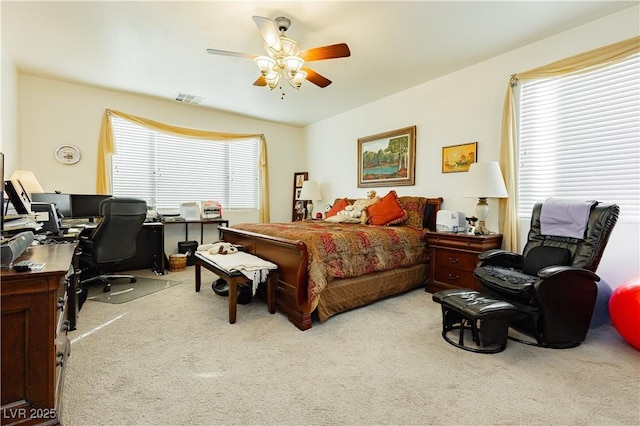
[
  {"x1": 447, "y1": 257, "x2": 459, "y2": 264},
  {"x1": 63, "y1": 320, "x2": 70, "y2": 332},
  {"x1": 58, "y1": 297, "x2": 65, "y2": 311},
  {"x1": 56, "y1": 351, "x2": 65, "y2": 367},
  {"x1": 447, "y1": 273, "x2": 459, "y2": 281}
]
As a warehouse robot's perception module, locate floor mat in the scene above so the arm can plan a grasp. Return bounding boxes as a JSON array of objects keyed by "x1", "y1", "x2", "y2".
[{"x1": 86, "y1": 277, "x2": 182, "y2": 304}]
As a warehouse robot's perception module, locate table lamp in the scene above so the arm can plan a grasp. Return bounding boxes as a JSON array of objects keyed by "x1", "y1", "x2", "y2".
[
  {"x1": 9, "y1": 170, "x2": 44, "y2": 195},
  {"x1": 464, "y1": 162, "x2": 508, "y2": 235},
  {"x1": 298, "y1": 180, "x2": 322, "y2": 220}
]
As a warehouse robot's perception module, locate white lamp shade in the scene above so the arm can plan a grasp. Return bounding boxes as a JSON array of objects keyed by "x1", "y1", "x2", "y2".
[
  {"x1": 284, "y1": 56, "x2": 304, "y2": 78},
  {"x1": 289, "y1": 70, "x2": 307, "y2": 89},
  {"x1": 9, "y1": 170, "x2": 44, "y2": 194},
  {"x1": 254, "y1": 56, "x2": 275, "y2": 77},
  {"x1": 298, "y1": 180, "x2": 322, "y2": 201},
  {"x1": 464, "y1": 162, "x2": 508, "y2": 198},
  {"x1": 265, "y1": 71, "x2": 280, "y2": 90}
]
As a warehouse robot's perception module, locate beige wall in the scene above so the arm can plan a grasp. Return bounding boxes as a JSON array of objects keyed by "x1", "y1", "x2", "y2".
[
  {"x1": 304, "y1": 6, "x2": 640, "y2": 288},
  {"x1": 17, "y1": 75, "x2": 305, "y2": 226},
  {"x1": 14, "y1": 76, "x2": 304, "y2": 252},
  {"x1": 5, "y1": 6, "x2": 639, "y2": 281},
  {"x1": 1, "y1": 41, "x2": 19, "y2": 172}
]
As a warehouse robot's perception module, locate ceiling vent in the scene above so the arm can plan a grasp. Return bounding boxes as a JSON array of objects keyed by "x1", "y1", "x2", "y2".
[{"x1": 174, "y1": 92, "x2": 204, "y2": 105}]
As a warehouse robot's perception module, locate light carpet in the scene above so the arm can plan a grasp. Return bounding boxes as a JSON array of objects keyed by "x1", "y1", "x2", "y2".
[
  {"x1": 63, "y1": 266, "x2": 640, "y2": 425},
  {"x1": 86, "y1": 277, "x2": 182, "y2": 304}
]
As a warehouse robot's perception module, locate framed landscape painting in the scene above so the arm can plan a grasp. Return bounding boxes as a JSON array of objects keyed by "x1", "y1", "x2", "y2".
[
  {"x1": 442, "y1": 142, "x2": 477, "y2": 173},
  {"x1": 357, "y1": 126, "x2": 416, "y2": 188}
]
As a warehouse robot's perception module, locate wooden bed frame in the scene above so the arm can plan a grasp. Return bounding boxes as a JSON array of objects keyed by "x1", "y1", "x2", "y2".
[{"x1": 219, "y1": 197, "x2": 443, "y2": 330}]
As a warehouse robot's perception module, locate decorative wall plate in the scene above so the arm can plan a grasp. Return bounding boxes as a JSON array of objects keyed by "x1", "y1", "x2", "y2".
[{"x1": 54, "y1": 145, "x2": 81, "y2": 165}]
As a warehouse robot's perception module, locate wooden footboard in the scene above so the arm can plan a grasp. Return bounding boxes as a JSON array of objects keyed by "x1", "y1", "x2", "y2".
[{"x1": 219, "y1": 226, "x2": 312, "y2": 330}]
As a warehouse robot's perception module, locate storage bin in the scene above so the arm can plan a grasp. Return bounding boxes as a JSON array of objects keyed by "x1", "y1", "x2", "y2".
[{"x1": 169, "y1": 253, "x2": 187, "y2": 271}]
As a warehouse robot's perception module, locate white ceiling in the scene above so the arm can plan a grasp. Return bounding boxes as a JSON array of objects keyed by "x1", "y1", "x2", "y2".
[{"x1": 2, "y1": 1, "x2": 636, "y2": 127}]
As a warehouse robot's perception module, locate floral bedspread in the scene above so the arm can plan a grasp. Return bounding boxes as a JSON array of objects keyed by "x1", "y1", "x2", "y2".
[{"x1": 230, "y1": 221, "x2": 427, "y2": 309}]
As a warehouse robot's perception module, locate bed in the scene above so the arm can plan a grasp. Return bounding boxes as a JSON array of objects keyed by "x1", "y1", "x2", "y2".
[{"x1": 219, "y1": 194, "x2": 443, "y2": 330}]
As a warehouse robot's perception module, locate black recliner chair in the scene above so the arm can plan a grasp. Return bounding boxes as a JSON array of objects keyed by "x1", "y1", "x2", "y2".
[
  {"x1": 473, "y1": 200, "x2": 619, "y2": 348},
  {"x1": 79, "y1": 197, "x2": 147, "y2": 292}
]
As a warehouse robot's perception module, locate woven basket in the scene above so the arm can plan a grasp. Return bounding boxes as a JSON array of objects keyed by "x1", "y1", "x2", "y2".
[{"x1": 169, "y1": 253, "x2": 187, "y2": 271}]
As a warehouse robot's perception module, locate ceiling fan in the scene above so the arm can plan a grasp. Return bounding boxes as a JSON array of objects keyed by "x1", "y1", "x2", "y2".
[{"x1": 206, "y1": 16, "x2": 350, "y2": 90}]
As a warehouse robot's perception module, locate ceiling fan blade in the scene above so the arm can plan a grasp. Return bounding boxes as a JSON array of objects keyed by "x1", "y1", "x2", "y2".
[
  {"x1": 253, "y1": 76, "x2": 267, "y2": 87},
  {"x1": 252, "y1": 16, "x2": 281, "y2": 52},
  {"x1": 206, "y1": 48, "x2": 257, "y2": 59},
  {"x1": 299, "y1": 43, "x2": 351, "y2": 62},
  {"x1": 302, "y1": 67, "x2": 332, "y2": 88}
]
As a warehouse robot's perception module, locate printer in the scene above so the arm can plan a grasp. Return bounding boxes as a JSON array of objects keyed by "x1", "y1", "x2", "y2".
[{"x1": 436, "y1": 210, "x2": 467, "y2": 232}]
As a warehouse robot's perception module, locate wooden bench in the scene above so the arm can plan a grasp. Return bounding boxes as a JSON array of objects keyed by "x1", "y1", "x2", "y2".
[{"x1": 194, "y1": 252, "x2": 277, "y2": 324}]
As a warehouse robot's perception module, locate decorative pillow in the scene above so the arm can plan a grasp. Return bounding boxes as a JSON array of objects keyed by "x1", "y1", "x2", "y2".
[
  {"x1": 326, "y1": 198, "x2": 350, "y2": 218},
  {"x1": 522, "y1": 246, "x2": 572, "y2": 276},
  {"x1": 398, "y1": 196, "x2": 428, "y2": 229},
  {"x1": 365, "y1": 190, "x2": 408, "y2": 226}
]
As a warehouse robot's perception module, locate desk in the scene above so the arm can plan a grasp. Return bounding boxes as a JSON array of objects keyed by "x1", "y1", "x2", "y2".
[
  {"x1": 1, "y1": 244, "x2": 77, "y2": 425},
  {"x1": 39, "y1": 222, "x2": 167, "y2": 275},
  {"x1": 162, "y1": 219, "x2": 229, "y2": 244}
]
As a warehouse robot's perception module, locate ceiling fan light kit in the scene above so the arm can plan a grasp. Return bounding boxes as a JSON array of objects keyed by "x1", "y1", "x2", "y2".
[
  {"x1": 254, "y1": 52, "x2": 306, "y2": 90},
  {"x1": 208, "y1": 15, "x2": 350, "y2": 93}
]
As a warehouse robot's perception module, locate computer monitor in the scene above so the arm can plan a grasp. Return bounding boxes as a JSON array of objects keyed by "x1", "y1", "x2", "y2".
[
  {"x1": 31, "y1": 193, "x2": 72, "y2": 218},
  {"x1": 31, "y1": 202, "x2": 62, "y2": 235},
  {"x1": 70, "y1": 194, "x2": 112, "y2": 220},
  {"x1": 4, "y1": 179, "x2": 31, "y2": 214}
]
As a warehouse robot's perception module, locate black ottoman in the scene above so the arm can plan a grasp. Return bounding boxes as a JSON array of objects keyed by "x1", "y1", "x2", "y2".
[{"x1": 432, "y1": 289, "x2": 517, "y2": 353}]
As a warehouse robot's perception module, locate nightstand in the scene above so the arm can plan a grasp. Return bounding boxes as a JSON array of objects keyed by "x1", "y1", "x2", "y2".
[{"x1": 425, "y1": 231, "x2": 503, "y2": 292}]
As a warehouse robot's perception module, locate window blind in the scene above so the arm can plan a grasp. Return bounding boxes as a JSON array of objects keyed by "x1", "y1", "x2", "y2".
[
  {"x1": 518, "y1": 53, "x2": 640, "y2": 223},
  {"x1": 111, "y1": 116, "x2": 260, "y2": 210}
]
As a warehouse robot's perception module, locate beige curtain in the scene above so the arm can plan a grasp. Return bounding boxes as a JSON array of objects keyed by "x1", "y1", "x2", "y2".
[
  {"x1": 499, "y1": 36, "x2": 640, "y2": 251},
  {"x1": 97, "y1": 109, "x2": 270, "y2": 222}
]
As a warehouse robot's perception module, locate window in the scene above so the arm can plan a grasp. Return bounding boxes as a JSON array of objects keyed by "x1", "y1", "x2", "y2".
[
  {"x1": 518, "y1": 54, "x2": 640, "y2": 223},
  {"x1": 110, "y1": 116, "x2": 260, "y2": 210}
]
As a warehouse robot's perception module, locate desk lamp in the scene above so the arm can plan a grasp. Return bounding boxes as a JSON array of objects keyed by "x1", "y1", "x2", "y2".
[
  {"x1": 9, "y1": 170, "x2": 44, "y2": 195},
  {"x1": 464, "y1": 162, "x2": 508, "y2": 235},
  {"x1": 298, "y1": 180, "x2": 322, "y2": 220}
]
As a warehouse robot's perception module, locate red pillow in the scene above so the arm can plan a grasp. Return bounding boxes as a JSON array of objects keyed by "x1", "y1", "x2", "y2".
[
  {"x1": 366, "y1": 191, "x2": 407, "y2": 226},
  {"x1": 325, "y1": 198, "x2": 350, "y2": 218}
]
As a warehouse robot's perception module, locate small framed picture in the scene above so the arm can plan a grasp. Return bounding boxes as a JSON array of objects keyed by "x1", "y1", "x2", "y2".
[
  {"x1": 292, "y1": 172, "x2": 308, "y2": 221},
  {"x1": 442, "y1": 142, "x2": 477, "y2": 173}
]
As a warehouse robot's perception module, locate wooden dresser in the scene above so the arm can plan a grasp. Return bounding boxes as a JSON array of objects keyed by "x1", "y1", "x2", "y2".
[
  {"x1": 1, "y1": 243, "x2": 78, "y2": 426},
  {"x1": 425, "y1": 231, "x2": 502, "y2": 292}
]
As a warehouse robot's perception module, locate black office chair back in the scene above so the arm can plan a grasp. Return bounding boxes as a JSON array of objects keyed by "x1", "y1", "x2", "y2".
[
  {"x1": 523, "y1": 201, "x2": 620, "y2": 272},
  {"x1": 89, "y1": 198, "x2": 147, "y2": 264}
]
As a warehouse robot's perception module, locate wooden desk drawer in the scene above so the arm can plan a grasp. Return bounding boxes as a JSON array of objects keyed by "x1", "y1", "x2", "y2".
[{"x1": 434, "y1": 248, "x2": 478, "y2": 272}]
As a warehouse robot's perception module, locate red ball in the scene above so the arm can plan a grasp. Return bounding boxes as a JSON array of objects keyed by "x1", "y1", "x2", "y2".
[{"x1": 609, "y1": 277, "x2": 640, "y2": 350}]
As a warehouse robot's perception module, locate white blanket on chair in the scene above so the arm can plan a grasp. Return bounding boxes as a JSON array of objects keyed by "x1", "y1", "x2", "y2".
[
  {"x1": 540, "y1": 198, "x2": 596, "y2": 239},
  {"x1": 197, "y1": 250, "x2": 277, "y2": 295}
]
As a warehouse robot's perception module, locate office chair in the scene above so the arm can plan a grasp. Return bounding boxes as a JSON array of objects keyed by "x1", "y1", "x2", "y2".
[
  {"x1": 473, "y1": 200, "x2": 619, "y2": 348},
  {"x1": 79, "y1": 197, "x2": 147, "y2": 292}
]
